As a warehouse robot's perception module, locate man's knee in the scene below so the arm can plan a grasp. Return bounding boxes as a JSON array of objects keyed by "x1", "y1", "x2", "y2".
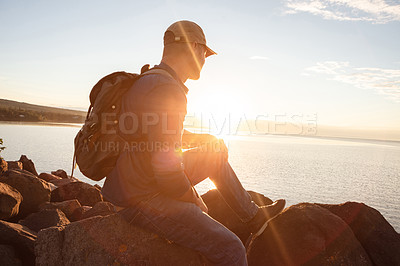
[
  {"x1": 183, "y1": 145, "x2": 226, "y2": 168},
  {"x1": 207, "y1": 139, "x2": 228, "y2": 160}
]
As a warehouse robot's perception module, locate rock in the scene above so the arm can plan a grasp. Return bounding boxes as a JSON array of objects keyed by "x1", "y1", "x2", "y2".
[
  {"x1": 47, "y1": 182, "x2": 57, "y2": 191},
  {"x1": 38, "y1": 172, "x2": 61, "y2": 182},
  {"x1": 318, "y1": 202, "x2": 400, "y2": 266},
  {"x1": 19, "y1": 209, "x2": 70, "y2": 232},
  {"x1": 35, "y1": 214, "x2": 205, "y2": 265},
  {"x1": 0, "y1": 169, "x2": 51, "y2": 218},
  {"x1": 35, "y1": 226, "x2": 65, "y2": 266},
  {"x1": 51, "y1": 181, "x2": 103, "y2": 206},
  {"x1": 0, "y1": 220, "x2": 36, "y2": 265},
  {"x1": 81, "y1": 201, "x2": 116, "y2": 220},
  {"x1": 71, "y1": 175, "x2": 81, "y2": 181},
  {"x1": 48, "y1": 178, "x2": 76, "y2": 187},
  {"x1": 0, "y1": 182, "x2": 23, "y2": 220},
  {"x1": 51, "y1": 169, "x2": 68, "y2": 179},
  {"x1": 6, "y1": 161, "x2": 22, "y2": 170},
  {"x1": 70, "y1": 205, "x2": 92, "y2": 221},
  {"x1": 39, "y1": 199, "x2": 81, "y2": 221},
  {"x1": 246, "y1": 203, "x2": 372, "y2": 266},
  {"x1": 18, "y1": 155, "x2": 39, "y2": 176},
  {"x1": 0, "y1": 158, "x2": 7, "y2": 174},
  {"x1": 0, "y1": 244, "x2": 22, "y2": 266},
  {"x1": 202, "y1": 190, "x2": 273, "y2": 242}
]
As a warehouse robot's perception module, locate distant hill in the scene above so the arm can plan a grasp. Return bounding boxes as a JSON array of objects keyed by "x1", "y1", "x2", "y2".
[{"x1": 0, "y1": 99, "x2": 86, "y2": 123}]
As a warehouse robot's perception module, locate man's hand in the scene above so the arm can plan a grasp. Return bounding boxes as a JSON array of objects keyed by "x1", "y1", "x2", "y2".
[
  {"x1": 182, "y1": 131, "x2": 228, "y2": 161},
  {"x1": 182, "y1": 130, "x2": 218, "y2": 149}
]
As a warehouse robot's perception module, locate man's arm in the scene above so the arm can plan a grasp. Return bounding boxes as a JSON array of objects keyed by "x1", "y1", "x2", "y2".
[
  {"x1": 145, "y1": 84, "x2": 191, "y2": 198},
  {"x1": 143, "y1": 84, "x2": 211, "y2": 211},
  {"x1": 182, "y1": 130, "x2": 229, "y2": 162},
  {"x1": 182, "y1": 129, "x2": 218, "y2": 149}
]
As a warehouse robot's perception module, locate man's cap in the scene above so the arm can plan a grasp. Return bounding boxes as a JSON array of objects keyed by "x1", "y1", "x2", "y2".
[{"x1": 164, "y1": 20, "x2": 217, "y2": 57}]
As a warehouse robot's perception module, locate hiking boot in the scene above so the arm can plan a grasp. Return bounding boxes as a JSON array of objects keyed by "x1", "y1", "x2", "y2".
[{"x1": 247, "y1": 199, "x2": 286, "y2": 237}]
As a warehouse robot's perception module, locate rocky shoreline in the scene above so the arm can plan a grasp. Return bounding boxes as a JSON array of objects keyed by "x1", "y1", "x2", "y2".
[{"x1": 0, "y1": 155, "x2": 399, "y2": 265}]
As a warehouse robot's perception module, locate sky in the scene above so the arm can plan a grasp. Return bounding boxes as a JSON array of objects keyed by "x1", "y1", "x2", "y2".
[{"x1": 1, "y1": 0, "x2": 400, "y2": 135}]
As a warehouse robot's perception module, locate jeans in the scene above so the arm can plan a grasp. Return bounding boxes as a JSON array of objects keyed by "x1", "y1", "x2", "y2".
[{"x1": 119, "y1": 146, "x2": 259, "y2": 265}]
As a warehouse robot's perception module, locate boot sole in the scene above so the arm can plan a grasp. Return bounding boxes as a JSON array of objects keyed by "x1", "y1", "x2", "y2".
[
  {"x1": 245, "y1": 206, "x2": 284, "y2": 250},
  {"x1": 253, "y1": 211, "x2": 279, "y2": 237}
]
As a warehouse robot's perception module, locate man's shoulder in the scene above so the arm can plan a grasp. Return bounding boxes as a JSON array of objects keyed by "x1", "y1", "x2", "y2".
[
  {"x1": 122, "y1": 71, "x2": 186, "y2": 109},
  {"x1": 135, "y1": 71, "x2": 177, "y2": 89},
  {"x1": 130, "y1": 71, "x2": 186, "y2": 99}
]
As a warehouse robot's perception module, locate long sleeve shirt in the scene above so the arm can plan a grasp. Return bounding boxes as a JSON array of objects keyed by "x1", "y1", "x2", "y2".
[{"x1": 101, "y1": 63, "x2": 191, "y2": 207}]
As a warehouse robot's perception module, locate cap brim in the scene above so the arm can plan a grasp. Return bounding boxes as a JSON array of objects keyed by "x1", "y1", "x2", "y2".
[{"x1": 205, "y1": 45, "x2": 217, "y2": 57}]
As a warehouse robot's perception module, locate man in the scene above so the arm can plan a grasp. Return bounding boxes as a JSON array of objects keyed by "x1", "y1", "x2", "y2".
[{"x1": 102, "y1": 20, "x2": 285, "y2": 265}]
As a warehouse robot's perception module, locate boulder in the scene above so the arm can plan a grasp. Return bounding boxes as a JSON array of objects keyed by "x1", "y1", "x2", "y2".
[
  {"x1": 47, "y1": 182, "x2": 57, "y2": 191},
  {"x1": 70, "y1": 176, "x2": 81, "y2": 182},
  {"x1": 35, "y1": 214, "x2": 205, "y2": 265},
  {"x1": 0, "y1": 158, "x2": 7, "y2": 174},
  {"x1": 18, "y1": 155, "x2": 39, "y2": 176},
  {"x1": 32, "y1": 189, "x2": 400, "y2": 265},
  {"x1": 51, "y1": 169, "x2": 68, "y2": 179},
  {"x1": 202, "y1": 190, "x2": 273, "y2": 242},
  {"x1": 0, "y1": 169, "x2": 51, "y2": 217},
  {"x1": 48, "y1": 178, "x2": 76, "y2": 187},
  {"x1": 38, "y1": 172, "x2": 61, "y2": 182},
  {"x1": 81, "y1": 201, "x2": 116, "y2": 220},
  {"x1": 35, "y1": 226, "x2": 64, "y2": 265},
  {"x1": 319, "y1": 202, "x2": 400, "y2": 266},
  {"x1": 0, "y1": 244, "x2": 22, "y2": 266},
  {"x1": 19, "y1": 209, "x2": 70, "y2": 232},
  {"x1": 0, "y1": 182, "x2": 23, "y2": 220},
  {"x1": 51, "y1": 181, "x2": 103, "y2": 206},
  {"x1": 70, "y1": 205, "x2": 92, "y2": 221},
  {"x1": 6, "y1": 161, "x2": 22, "y2": 170},
  {"x1": 246, "y1": 203, "x2": 372, "y2": 266},
  {"x1": 0, "y1": 220, "x2": 36, "y2": 265},
  {"x1": 39, "y1": 199, "x2": 81, "y2": 221}
]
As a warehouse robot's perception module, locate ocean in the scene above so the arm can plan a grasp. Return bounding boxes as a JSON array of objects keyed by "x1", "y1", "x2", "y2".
[{"x1": 1, "y1": 122, "x2": 399, "y2": 232}]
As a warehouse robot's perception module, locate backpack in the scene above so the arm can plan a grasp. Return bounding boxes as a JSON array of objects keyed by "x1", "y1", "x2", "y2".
[{"x1": 71, "y1": 65, "x2": 172, "y2": 181}]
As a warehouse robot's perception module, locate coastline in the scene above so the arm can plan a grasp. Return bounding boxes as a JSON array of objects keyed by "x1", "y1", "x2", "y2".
[
  {"x1": 2, "y1": 121, "x2": 399, "y2": 145},
  {"x1": 0, "y1": 121, "x2": 83, "y2": 128}
]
